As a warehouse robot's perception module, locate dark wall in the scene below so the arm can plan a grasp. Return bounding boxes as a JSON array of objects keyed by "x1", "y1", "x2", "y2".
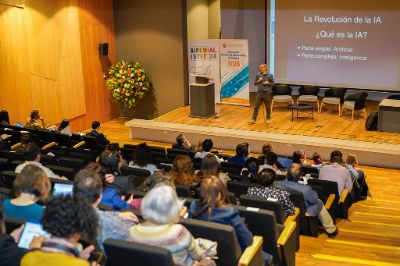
[{"x1": 114, "y1": 0, "x2": 188, "y2": 119}]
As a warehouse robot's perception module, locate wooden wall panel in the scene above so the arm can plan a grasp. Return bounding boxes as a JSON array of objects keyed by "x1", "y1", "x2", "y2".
[{"x1": 0, "y1": 0, "x2": 116, "y2": 130}]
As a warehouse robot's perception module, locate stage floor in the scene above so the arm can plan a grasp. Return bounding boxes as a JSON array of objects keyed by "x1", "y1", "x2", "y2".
[{"x1": 154, "y1": 102, "x2": 400, "y2": 145}]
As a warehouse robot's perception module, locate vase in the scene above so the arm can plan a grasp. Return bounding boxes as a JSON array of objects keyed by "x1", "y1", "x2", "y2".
[{"x1": 118, "y1": 104, "x2": 134, "y2": 119}]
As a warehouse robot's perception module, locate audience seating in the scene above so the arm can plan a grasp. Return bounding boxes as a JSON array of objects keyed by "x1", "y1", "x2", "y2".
[
  {"x1": 180, "y1": 218, "x2": 264, "y2": 266},
  {"x1": 0, "y1": 171, "x2": 17, "y2": 189},
  {"x1": 220, "y1": 161, "x2": 242, "y2": 174},
  {"x1": 120, "y1": 166, "x2": 151, "y2": 188},
  {"x1": 58, "y1": 157, "x2": 86, "y2": 172},
  {"x1": 104, "y1": 239, "x2": 174, "y2": 266},
  {"x1": 226, "y1": 180, "x2": 257, "y2": 198},
  {"x1": 4, "y1": 216, "x2": 25, "y2": 234},
  {"x1": 234, "y1": 205, "x2": 297, "y2": 266},
  {"x1": 46, "y1": 165, "x2": 75, "y2": 180},
  {"x1": 301, "y1": 165, "x2": 319, "y2": 177},
  {"x1": 307, "y1": 179, "x2": 351, "y2": 219},
  {"x1": 175, "y1": 184, "x2": 193, "y2": 198}
]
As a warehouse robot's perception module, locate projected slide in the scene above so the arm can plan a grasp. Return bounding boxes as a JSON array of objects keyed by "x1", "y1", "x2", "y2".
[{"x1": 268, "y1": 0, "x2": 400, "y2": 91}]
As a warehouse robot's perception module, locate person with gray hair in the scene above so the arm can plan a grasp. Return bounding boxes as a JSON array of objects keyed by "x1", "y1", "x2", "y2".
[{"x1": 128, "y1": 186, "x2": 214, "y2": 265}]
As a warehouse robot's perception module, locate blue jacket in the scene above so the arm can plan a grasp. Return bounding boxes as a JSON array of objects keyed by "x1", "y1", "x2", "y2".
[
  {"x1": 228, "y1": 156, "x2": 247, "y2": 167},
  {"x1": 101, "y1": 188, "x2": 130, "y2": 211},
  {"x1": 189, "y1": 201, "x2": 253, "y2": 251},
  {"x1": 275, "y1": 180, "x2": 323, "y2": 217}
]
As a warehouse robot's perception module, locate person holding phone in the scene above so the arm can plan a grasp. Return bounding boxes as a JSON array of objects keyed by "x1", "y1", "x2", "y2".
[{"x1": 21, "y1": 195, "x2": 100, "y2": 266}]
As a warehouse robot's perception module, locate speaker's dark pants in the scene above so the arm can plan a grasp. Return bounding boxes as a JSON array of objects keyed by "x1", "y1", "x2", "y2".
[{"x1": 252, "y1": 91, "x2": 272, "y2": 120}]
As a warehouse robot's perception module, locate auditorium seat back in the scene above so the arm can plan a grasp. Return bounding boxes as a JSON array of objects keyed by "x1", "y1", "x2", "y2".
[
  {"x1": 226, "y1": 180, "x2": 257, "y2": 198},
  {"x1": 239, "y1": 194, "x2": 286, "y2": 224},
  {"x1": 104, "y1": 239, "x2": 174, "y2": 266}
]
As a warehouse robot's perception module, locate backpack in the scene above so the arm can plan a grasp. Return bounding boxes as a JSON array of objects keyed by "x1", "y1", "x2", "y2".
[{"x1": 365, "y1": 111, "x2": 378, "y2": 131}]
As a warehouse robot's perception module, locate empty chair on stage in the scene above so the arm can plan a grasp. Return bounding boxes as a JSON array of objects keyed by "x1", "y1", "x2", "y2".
[
  {"x1": 342, "y1": 92, "x2": 368, "y2": 120},
  {"x1": 271, "y1": 85, "x2": 293, "y2": 111},
  {"x1": 297, "y1": 85, "x2": 320, "y2": 112},
  {"x1": 320, "y1": 88, "x2": 347, "y2": 116}
]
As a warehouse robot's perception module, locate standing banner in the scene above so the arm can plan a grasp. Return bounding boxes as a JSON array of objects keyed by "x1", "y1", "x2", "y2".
[
  {"x1": 219, "y1": 39, "x2": 250, "y2": 106},
  {"x1": 188, "y1": 40, "x2": 221, "y2": 103}
]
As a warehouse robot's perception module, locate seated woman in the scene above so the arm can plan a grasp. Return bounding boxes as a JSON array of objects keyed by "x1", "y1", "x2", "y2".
[
  {"x1": 197, "y1": 154, "x2": 229, "y2": 185},
  {"x1": 258, "y1": 152, "x2": 286, "y2": 176},
  {"x1": 169, "y1": 155, "x2": 200, "y2": 187},
  {"x1": 26, "y1": 110, "x2": 46, "y2": 129},
  {"x1": 311, "y1": 152, "x2": 323, "y2": 169},
  {"x1": 346, "y1": 154, "x2": 370, "y2": 201},
  {"x1": 128, "y1": 185, "x2": 213, "y2": 266},
  {"x1": 228, "y1": 143, "x2": 248, "y2": 167},
  {"x1": 0, "y1": 207, "x2": 28, "y2": 266},
  {"x1": 247, "y1": 169, "x2": 296, "y2": 217},
  {"x1": 128, "y1": 143, "x2": 159, "y2": 175},
  {"x1": 21, "y1": 195, "x2": 98, "y2": 266},
  {"x1": 3, "y1": 165, "x2": 50, "y2": 221},
  {"x1": 190, "y1": 175, "x2": 273, "y2": 263}
]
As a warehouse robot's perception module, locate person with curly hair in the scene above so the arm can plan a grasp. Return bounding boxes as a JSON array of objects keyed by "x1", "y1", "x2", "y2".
[
  {"x1": 21, "y1": 195, "x2": 99, "y2": 266},
  {"x1": 3, "y1": 164, "x2": 51, "y2": 221},
  {"x1": 169, "y1": 155, "x2": 200, "y2": 187},
  {"x1": 128, "y1": 143, "x2": 159, "y2": 175}
]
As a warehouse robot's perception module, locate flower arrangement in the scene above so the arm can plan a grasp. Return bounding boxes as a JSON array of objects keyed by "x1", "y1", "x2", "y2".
[{"x1": 106, "y1": 60, "x2": 150, "y2": 108}]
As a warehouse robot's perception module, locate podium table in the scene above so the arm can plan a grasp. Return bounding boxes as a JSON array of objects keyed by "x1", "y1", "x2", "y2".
[
  {"x1": 189, "y1": 82, "x2": 215, "y2": 118},
  {"x1": 378, "y1": 99, "x2": 400, "y2": 133}
]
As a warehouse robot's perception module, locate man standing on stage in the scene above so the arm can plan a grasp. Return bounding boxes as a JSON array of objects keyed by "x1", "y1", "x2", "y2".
[{"x1": 249, "y1": 64, "x2": 275, "y2": 125}]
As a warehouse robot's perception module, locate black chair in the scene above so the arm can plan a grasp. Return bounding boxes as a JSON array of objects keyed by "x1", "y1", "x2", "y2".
[
  {"x1": 0, "y1": 151, "x2": 25, "y2": 162},
  {"x1": 234, "y1": 205, "x2": 297, "y2": 266},
  {"x1": 4, "y1": 217, "x2": 25, "y2": 234},
  {"x1": 0, "y1": 171, "x2": 17, "y2": 189},
  {"x1": 82, "y1": 135, "x2": 105, "y2": 151},
  {"x1": 40, "y1": 154, "x2": 58, "y2": 166},
  {"x1": 193, "y1": 158, "x2": 202, "y2": 170},
  {"x1": 104, "y1": 239, "x2": 174, "y2": 266},
  {"x1": 0, "y1": 186, "x2": 13, "y2": 198},
  {"x1": 52, "y1": 132, "x2": 72, "y2": 147},
  {"x1": 46, "y1": 165, "x2": 75, "y2": 180},
  {"x1": 388, "y1": 94, "x2": 400, "y2": 100},
  {"x1": 272, "y1": 84, "x2": 293, "y2": 111},
  {"x1": 180, "y1": 218, "x2": 264, "y2": 266},
  {"x1": 321, "y1": 88, "x2": 347, "y2": 116},
  {"x1": 307, "y1": 179, "x2": 351, "y2": 219},
  {"x1": 301, "y1": 165, "x2": 319, "y2": 178},
  {"x1": 0, "y1": 110, "x2": 10, "y2": 124},
  {"x1": 58, "y1": 157, "x2": 86, "y2": 172},
  {"x1": 342, "y1": 92, "x2": 368, "y2": 120},
  {"x1": 120, "y1": 166, "x2": 151, "y2": 188},
  {"x1": 120, "y1": 147, "x2": 136, "y2": 161},
  {"x1": 220, "y1": 161, "x2": 242, "y2": 175},
  {"x1": 297, "y1": 85, "x2": 320, "y2": 112},
  {"x1": 67, "y1": 151, "x2": 93, "y2": 163},
  {"x1": 239, "y1": 195, "x2": 300, "y2": 252},
  {"x1": 166, "y1": 148, "x2": 189, "y2": 157},
  {"x1": 226, "y1": 180, "x2": 257, "y2": 198},
  {"x1": 175, "y1": 184, "x2": 193, "y2": 198},
  {"x1": 0, "y1": 157, "x2": 9, "y2": 171}
]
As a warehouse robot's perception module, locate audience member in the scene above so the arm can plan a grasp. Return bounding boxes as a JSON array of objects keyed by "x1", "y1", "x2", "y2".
[
  {"x1": 346, "y1": 154, "x2": 369, "y2": 200},
  {"x1": 169, "y1": 155, "x2": 200, "y2": 187},
  {"x1": 195, "y1": 139, "x2": 204, "y2": 153},
  {"x1": 228, "y1": 143, "x2": 248, "y2": 167},
  {"x1": 21, "y1": 195, "x2": 98, "y2": 266},
  {"x1": 197, "y1": 154, "x2": 229, "y2": 184},
  {"x1": 0, "y1": 207, "x2": 27, "y2": 266},
  {"x1": 242, "y1": 142, "x2": 250, "y2": 158},
  {"x1": 190, "y1": 175, "x2": 273, "y2": 263},
  {"x1": 172, "y1": 134, "x2": 194, "y2": 151},
  {"x1": 15, "y1": 143, "x2": 64, "y2": 179},
  {"x1": 58, "y1": 119, "x2": 72, "y2": 136},
  {"x1": 26, "y1": 110, "x2": 46, "y2": 129},
  {"x1": 87, "y1": 121, "x2": 110, "y2": 146},
  {"x1": 128, "y1": 143, "x2": 159, "y2": 175},
  {"x1": 292, "y1": 150, "x2": 308, "y2": 165},
  {"x1": 73, "y1": 169, "x2": 138, "y2": 251},
  {"x1": 258, "y1": 152, "x2": 286, "y2": 175},
  {"x1": 311, "y1": 152, "x2": 323, "y2": 169},
  {"x1": 320, "y1": 150, "x2": 353, "y2": 196},
  {"x1": 194, "y1": 139, "x2": 222, "y2": 162},
  {"x1": 128, "y1": 185, "x2": 214, "y2": 266},
  {"x1": 247, "y1": 169, "x2": 296, "y2": 217},
  {"x1": 3, "y1": 165, "x2": 50, "y2": 221},
  {"x1": 276, "y1": 164, "x2": 338, "y2": 238},
  {"x1": 86, "y1": 163, "x2": 132, "y2": 211},
  {"x1": 11, "y1": 132, "x2": 32, "y2": 152}
]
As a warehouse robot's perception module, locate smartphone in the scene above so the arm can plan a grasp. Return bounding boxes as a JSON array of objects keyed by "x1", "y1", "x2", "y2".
[
  {"x1": 18, "y1": 221, "x2": 50, "y2": 249},
  {"x1": 89, "y1": 251, "x2": 104, "y2": 264}
]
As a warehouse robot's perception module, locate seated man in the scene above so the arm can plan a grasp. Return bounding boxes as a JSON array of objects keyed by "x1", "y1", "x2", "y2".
[
  {"x1": 319, "y1": 150, "x2": 353, "y2": 196},
  {"x1": 172, "y1": 134, "x2": 194, "y2": 151},
  {"x1": 15, "y1": 143, "x2": 64, "y2": 179},
  {"x1": 228, "y1": 143, "x2": 248, "y2": 167},
  {"x1": 87, "y1": 120, "x2": 110, "y2": 146},
  {"x1": 247, "y1": 168, "x2": 296, "y2": 217},
  {"x1": 73, "y1": 168, "x2": 139, "y2": 251},
  {"x1": 194, "y1": 138, "x2": 223, "y2": 162},
  {"x1": 275, "y1": 163, "x2": 338, "y2": 238},
  {"x1": 258, "y1": 152, "x2": 286, "y2": 175},
  {"x1": 26, "y1": 110, "x2": 46, "y2": 129}
]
